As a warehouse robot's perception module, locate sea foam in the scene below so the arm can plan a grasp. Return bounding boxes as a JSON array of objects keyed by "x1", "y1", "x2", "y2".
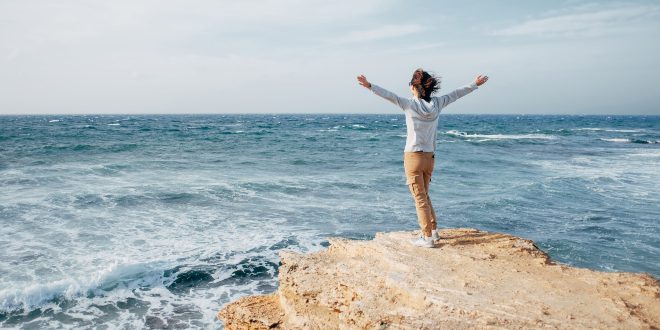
[{"x1": 445, "y1": 130, "x2": 557, "y2": 140}]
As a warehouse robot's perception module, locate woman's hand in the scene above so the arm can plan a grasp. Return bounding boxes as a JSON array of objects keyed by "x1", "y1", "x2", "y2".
[
  {"x1": 357, "y1": 75, "x2": 372, "y2": 89},
  {"x1": 475, "y1": 74, "x2": 489, "y2": 86}
]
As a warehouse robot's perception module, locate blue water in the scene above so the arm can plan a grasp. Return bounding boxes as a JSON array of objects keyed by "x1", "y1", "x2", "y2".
[{"x1": 1, "y1": 114, "x2": 659, "y2": 328}]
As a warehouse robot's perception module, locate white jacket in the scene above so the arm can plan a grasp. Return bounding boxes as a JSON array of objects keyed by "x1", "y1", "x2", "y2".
[{"x1": 370, "y1": 82, "x2": 478, "y2": 152}]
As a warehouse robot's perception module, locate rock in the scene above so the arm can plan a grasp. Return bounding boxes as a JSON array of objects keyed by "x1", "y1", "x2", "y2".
[
  {"x1": 218, "y1": 228, "x2": 660, "y2": 329},
  {"x1": 219, "y1": 294, "x2": 284, "y2": 330}
]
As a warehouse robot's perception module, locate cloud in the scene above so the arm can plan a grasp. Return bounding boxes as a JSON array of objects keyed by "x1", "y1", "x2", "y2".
[
  {"x1": 489, "y1": 3, "x2": 660, "y2": 38},
  {"x1": 0, "y1": 0, "x2": 392, "y2": 54},
  {"x1": 332, "y1": 24, "x2": 425, "y2": 44},
  {"x1": 409, "y1": 41, "x2": 446, "y2": 51}
]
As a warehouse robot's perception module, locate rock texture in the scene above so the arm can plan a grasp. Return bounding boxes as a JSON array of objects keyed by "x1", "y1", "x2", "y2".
[{"x1": 219, "y1": 228, "x2": 660, "y2": 329}]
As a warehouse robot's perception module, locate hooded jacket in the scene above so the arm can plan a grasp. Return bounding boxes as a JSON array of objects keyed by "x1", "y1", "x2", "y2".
[{"x1": 370, "y1": 82, "x2": 478, "y2": 152}]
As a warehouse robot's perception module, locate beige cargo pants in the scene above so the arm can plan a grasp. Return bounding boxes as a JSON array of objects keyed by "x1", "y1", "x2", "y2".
[{"x1": 403, "y1": 151, "x2": 437, "y2": 237}]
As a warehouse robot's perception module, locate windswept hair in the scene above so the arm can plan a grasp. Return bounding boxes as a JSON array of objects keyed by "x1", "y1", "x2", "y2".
[{"x1": 410, "y1": 68, "x2": 441, "y2": 102}]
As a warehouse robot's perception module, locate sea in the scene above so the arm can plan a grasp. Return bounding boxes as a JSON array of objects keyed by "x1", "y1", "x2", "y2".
[{"x1": 1, "y1": 114, "x2": 659, "y2": 329}]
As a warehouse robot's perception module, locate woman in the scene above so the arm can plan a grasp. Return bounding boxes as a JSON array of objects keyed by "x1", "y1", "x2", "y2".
[{"x1": 357, "y1": 69, "x2": 488, "y2": 248}]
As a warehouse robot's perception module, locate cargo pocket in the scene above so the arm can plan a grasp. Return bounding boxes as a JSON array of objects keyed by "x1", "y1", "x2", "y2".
[{"x1": 406, "y1": 175, "x2": 423, "y2": 197}]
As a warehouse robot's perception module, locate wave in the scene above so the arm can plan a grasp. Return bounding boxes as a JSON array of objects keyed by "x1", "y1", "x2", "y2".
[
  {"x1": 0, "y1": 254, "x2": 281, "y2": 315},
  {"x1": 40, "y1": 143, "x2": 138, "y2": 154},
  {"x1": 0, "y1": 260, "x2": 167, "y2": 313},
  {"x1": 574, "y1": 127, "x2": 643, "y2": 133},
  {"x1": 445, "y1": 130, "x2": 557, "y2": 140},
  {"x1": 600, "y1": 138, "x2": 659, "y2": 144}
]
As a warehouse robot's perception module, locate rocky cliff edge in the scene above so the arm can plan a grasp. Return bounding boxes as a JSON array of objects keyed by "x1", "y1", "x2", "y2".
[{"x1": 219, "y1": 228, "x2": 659, "y2": 329}]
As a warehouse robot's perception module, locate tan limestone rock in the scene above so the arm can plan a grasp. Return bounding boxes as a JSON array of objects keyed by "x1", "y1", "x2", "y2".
[{"x1": 219, "y1": 228, "x2": 660, "y2": 329}]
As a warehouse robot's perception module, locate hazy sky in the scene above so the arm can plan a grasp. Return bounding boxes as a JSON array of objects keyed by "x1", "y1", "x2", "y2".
[{"x1": 1, "y1": 0, "x2": 659, "y2": 115}]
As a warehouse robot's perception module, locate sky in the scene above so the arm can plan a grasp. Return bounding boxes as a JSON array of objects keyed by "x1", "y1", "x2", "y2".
[{"x1": 1, "y1": 0, "x2": 659, "y2": 115}]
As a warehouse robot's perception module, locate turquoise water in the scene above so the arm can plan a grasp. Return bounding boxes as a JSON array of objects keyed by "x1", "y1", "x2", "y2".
[{"x1": 1, "y1": 114, "x2": 659, "y2": 328}]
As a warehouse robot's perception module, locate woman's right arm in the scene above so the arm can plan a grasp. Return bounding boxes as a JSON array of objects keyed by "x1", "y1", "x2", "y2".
[{"x1": 357, "y1": 74, "x2": 412, "y2": 111}]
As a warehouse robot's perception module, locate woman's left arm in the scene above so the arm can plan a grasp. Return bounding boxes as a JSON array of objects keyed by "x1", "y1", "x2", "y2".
[{"x1": 436, "y1": 74, "x2": 489, "y2": 109}]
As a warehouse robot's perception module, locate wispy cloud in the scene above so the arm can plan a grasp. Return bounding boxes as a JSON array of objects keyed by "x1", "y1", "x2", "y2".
[
  {"x1": 490, "y1": 4, "x2": 660, "y2": 38},
  {"x1": 332, "y1": 24, "x2": 424, "y2": 44},
  {"x1": 409, "y1": 41, "x2": 446, "y2": 51}
]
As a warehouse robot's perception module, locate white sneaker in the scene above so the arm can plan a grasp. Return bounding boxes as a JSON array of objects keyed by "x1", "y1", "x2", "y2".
[
  {"x1": 431, "y1": 230, "x2": 440, "y2": 241},
  {"x1": 411, "y1": 236, "x2": 434, "y2": 248}
]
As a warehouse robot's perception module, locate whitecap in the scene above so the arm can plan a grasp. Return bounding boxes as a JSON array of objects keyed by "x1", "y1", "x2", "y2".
[
  {"x1": 48, "y1": 119, "x2": 60, "y2": 123},
  {"x1": 107, "y1": 123, "x2": 120, "y2": 126},
  {"x1": 600, "y1": 138, "x2": 659, "y2": 144},
  {"x1": 0, "y1": 260, "x2": 167, "y2": 313},
  {"x1": 574, "y1": 127, "x2": 643, "y2": 133},
  {"x1": 600, "y1": 138, "x2": 630, "y2": 143},
  {"x1": 445, "y1": 130, "x2": 557, "y2": 140}
]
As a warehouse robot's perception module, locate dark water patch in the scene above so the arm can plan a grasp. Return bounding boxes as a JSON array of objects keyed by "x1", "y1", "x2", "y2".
[
  {"x1": 632, "y1": 139, "x2": 658, "y2": 144},
  {"x1": 1, "y1": 307, "x2": 44, "y2": 327},
  {"x1": 42, "y1": 144, "x2": 93, "y2": 152},
  {"x1": 229, "y1": 259, "x2": 277, "y2": 279},
  {"x1": 0, "y1": 177, "x2": 40, "y2": 186},
  {"x1": 107, "y1": 143, "x2": 139, "y2": 152},
  {"x1": 28, "y1": 159, "x2": 49, "y2": 166},
  {"x1": 38, "y1": 143, "x2": 139, "y2": 155},
  {"x1": 73, "y1": 193, "x2": 106, "y2": 208},
  {"x1": 165, "y1": 256, "x2": 279, "y2": 294},
  {"x1": 145, "y1": 316, "x2": 166, "y2": 328},
  {"x1": 113, "y1": 194, "x2": 154, "y2": 208},
  {"x1": 0, "y1": 296, "x2": 78, "y2": 327},
  {"x1": 248, "y1": 130, "x2": 272, "y2": 136},
  {"x1": 578, "y1": 225, "x2": 618, "y2": 237},
  {"x1": 157, "y1": 192, "x2": 214, "y2": 206},
  {"x1": 166, "y1": 269, "x2": 214, "y2": 293},
  {"x1": 269, "y1": 237, "x2": 299, "y2": 250},
  {"x1": 214, "y1": 257, "x2": 279, "y2": 288}
]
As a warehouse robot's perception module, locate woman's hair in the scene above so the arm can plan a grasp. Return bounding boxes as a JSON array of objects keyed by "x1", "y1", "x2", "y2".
[{"x1": 410, "y1": 68, "x2": 440, "y2": 102}]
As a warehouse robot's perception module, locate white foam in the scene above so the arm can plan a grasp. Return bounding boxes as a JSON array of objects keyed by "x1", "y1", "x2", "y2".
[
  {"x1": 445, "y1": 130, "x2": 557, "y2": 140},
  {"x1": 107, "y1": 123, "x2": 120, "y2": 126},
  {"x1": 48, "y1": 119, "x2": 60, "y2": 123},
  {"x1": 0, "y1": 259, "x2": 167, "y2": 313},
  {"x1": 600, "y1": 138, "x2": 659, "y2": 144},
  {"x1": 574, "y1": 127, "x2": 643, "y2": 133},
  {"x1": 600, "y1": 138, "x2": 630, "y2": 143}
]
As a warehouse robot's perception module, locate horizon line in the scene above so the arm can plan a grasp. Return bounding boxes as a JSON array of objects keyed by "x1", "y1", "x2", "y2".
[{"x1": 1, "y1": 112, "x2": 659, "y2": 117}]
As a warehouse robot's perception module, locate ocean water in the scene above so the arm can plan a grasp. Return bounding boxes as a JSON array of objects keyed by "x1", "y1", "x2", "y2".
[{"x1": 1, "y1": 114, "x2": 659, "y2": 329}]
